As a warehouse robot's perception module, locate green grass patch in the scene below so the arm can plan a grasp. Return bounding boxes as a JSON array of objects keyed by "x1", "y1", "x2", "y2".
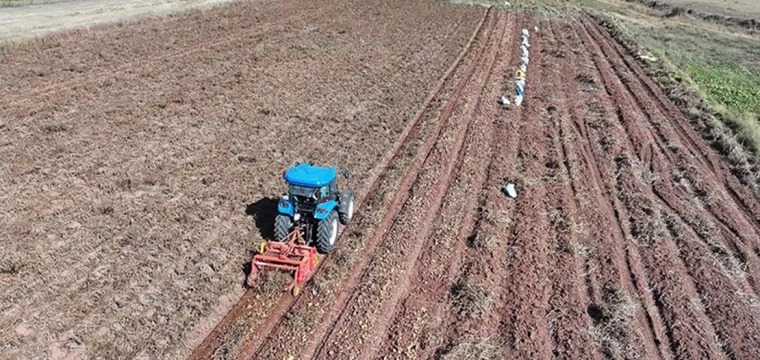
[
  {"x1": 622, "y1": 20, "x2": 760, "y2": 152},
  {"x1": 687, "y1": 62, "x2": 760, "y2": 115}
]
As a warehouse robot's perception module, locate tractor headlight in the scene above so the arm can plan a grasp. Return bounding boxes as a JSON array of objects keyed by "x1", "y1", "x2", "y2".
[
  {"x1": 316, "y1": 208, "x2": 327, "y2": 214},
  {"x1": 279, "y1": 200, "x2": 289, "y2": 208},
  {"x1": 294, "y1": 214, "x2": 301, "y2": 221}
]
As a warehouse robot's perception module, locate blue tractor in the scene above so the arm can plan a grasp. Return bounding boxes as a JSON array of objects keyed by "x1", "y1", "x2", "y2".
[{"x1": 275, "y1": 162, "x2": 354, "y2": 253}]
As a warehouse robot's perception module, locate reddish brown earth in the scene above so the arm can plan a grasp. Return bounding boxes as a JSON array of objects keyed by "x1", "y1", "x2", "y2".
[
  {"x1": 0, "y1": 0, "x2": 482, "y2": 358},
  {"x1": 3, "y1": 0, "x2": 760, "y2": 359}
]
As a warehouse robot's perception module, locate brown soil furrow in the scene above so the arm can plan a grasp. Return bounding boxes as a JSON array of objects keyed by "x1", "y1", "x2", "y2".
[
  {"x1": 580, "y1": 16, "x2": 724, "y2": 186},
  {"x1": 559, "y1": 21, "x2": 669, "y2": 360},
  {"x1": 428, "y1": 14, "x2": 533, "y2": 360},
  {"x1": 581, "y1": 19, "x2": 760, "y2": 299},
  {"x1": 651, "y1": 184, "x2": 760, "y2": 359},
  {"x1": 581, "y1": 17, "x2": 760, "y2": 239},
  {"x1": 577, "y1": 19, "x2": 719, "y2": 360},
  {"x1": 186, "y1": 7, "x2": 493, "y2": 360},
  {"x1": 615, "y1": 153, "x2": 729, "y2": 360},
  {"x1": 310, "y1": 10, "x2": 507, "y2": 360},
  {"x1": 374, "y1": 11, "x2": 515, "y2": 360},
  {"x1": 586, "y1": 19, "x2": 760, "y2": 360},
  {"x1": 581, "y1": 16, "x2": 760, "y2": 238},
  {"x1": 540, "y1": 20, "x2": 605, "y2": 360},
  {"x1": 241, "y1": 8, "x2": 497, "y2": 360},
  {"x1": 486, "y1": 18, "x2": 557, "y2": 359}
]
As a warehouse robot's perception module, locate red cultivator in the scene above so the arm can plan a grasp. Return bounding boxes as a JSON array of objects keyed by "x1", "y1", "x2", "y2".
[{"x1": 246, "y1": 230, "x2": 319, "y2": 296}]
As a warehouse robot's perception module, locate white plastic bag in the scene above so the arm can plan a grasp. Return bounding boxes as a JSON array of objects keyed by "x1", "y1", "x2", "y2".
[
  {"x1": 514, "y1": 95, "x2": 524, "y2": 106},
  {"x1": 515, "y1": 78, "x2": 525, "y2": 97},
  {"x1": 521, "y1": 55, "x2": 529, "y2": 65}
]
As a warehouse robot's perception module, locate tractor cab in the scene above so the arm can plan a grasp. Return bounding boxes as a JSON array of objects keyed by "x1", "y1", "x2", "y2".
[{"x1": 275, "y1": 163, "x2": 354, "y2": 253}]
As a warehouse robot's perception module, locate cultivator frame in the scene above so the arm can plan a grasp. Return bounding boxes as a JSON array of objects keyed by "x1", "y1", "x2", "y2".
[{"x1": 247, "y1": 230, "x2": 319, "y2": 296}]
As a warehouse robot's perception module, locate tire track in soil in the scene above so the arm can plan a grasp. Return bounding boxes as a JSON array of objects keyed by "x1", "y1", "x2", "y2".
[
  {"x1": 309, "y1": 10, "x2": 508, "y2": 360},
  {"x1": 580, "y1": 16, "x2": 760, "y2": 298},
  {"x1": 580, "y1": 15, "x2": 760, "y2": 252},
  {"x1": 374, "y1": 11, "x2": 515, "y2": 360},
  {"x1": 583, "y1": 18, "x2": 757, "y2": 357},
  {"x1": 582, "y1": 19, "x2": 760, "y2": 357},
  {"x1": 570, "y1": 20, "x2": 679, "y2": 360},
  {"x1": 423, "y1": 13, "x2": 531, "y2": 360},
  {"x1": 566, "y1": 20, "x2": 727, "y2": 360},
  {"x1": 546, "y1": 19, "x2": 664, "y2": 360},
  {"x1": 538, "y1": 20, "x2": 605, "y2": 360},
  {"x1": 581, "y1": 10, "x2": 760, "y2": 306},
  {"x1": 187, "y1": 7, "x2": 495, "y2": 360}
]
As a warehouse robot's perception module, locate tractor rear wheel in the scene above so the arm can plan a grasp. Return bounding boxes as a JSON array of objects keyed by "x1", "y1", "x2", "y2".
[
  {"x1": 274, "y1": 214, "x2": 292, "y2": 241},
  {"x1": 316, "y1": 211, "x2": 339, "y2": 253}
]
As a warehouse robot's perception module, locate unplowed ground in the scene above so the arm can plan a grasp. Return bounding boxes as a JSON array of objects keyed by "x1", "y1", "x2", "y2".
[{"x1": 3, "y1": 0, "x2": 760, "y2": 359}]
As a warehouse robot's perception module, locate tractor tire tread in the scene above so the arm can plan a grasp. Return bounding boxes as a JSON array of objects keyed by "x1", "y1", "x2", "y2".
[
  {"x1": 316, "y1": 211, "x2": 338, "y2": 253},
  {"x1": 274, "y1": 214, "x2": 292, "y2": 241}
]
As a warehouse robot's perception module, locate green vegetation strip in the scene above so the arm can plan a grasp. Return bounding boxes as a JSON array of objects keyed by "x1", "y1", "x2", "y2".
[{"x1": 623, "y1": 21, "x2": 760, "y2": 152}]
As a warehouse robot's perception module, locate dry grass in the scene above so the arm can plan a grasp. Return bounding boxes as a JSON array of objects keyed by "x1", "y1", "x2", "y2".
[
  {"x1": 449, "y1": 279, "x2": 493, "y2": 319},
  {"x1": 589, "y1": 12, "x2": 760, "y2": 198},
  {"x1": 576, "y1": 72, "x2": 597, "y2": 84},
  {"x1": 253, "y1": 270, "x2": 292, "y2": 296},
  {"x1": 588, "y1": 286, "x2": 641, "y2": 360},
  {"x1": 467, "y1": 232, "x2": 498, "y2": 250},
  {"x1": 441, "y1": 336, "x2": 504, "y2": 360},
  {"x1": 484, "y1": 209, "x2": 512, "y2": 232},
  {"x1": 548, "y1": 209, "x2": 587, "y2": 236},
  {"x1": 586, "y1": 102, "x2": 610, "y2": 130}
]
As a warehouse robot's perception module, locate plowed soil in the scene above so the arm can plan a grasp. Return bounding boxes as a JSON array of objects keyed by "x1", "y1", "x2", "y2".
[{"x1": 3, "y1": 0, "x2": 760, "y2": 359}]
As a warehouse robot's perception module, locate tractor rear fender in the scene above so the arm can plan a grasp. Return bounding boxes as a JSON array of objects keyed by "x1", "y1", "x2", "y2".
[
  {"x1": 314, "y1": 200, "x2": 338, "y2": 220},
  {"x1": 277, "y1": 197, "x2": 295, "y2": 216}
]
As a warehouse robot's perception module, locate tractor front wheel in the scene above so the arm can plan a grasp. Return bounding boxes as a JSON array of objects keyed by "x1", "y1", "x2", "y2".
[
  {"x1": 316, "y1": 211, "x2": 339, "y2": 254},
  {"x1": 274, "y1": 214, "x2": 293, "y2": 241}
]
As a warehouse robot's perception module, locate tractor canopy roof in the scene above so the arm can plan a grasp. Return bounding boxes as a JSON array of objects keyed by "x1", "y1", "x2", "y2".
[{"x1": 284, "y1": 163, "x2": 336, "y2": 188}]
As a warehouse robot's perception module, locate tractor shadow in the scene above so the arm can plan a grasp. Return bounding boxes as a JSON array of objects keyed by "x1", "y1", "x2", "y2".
[
  {"x1": 243, "y1": 196, "x2": 278, "y2": 288},
  {"x1": 245, "y1": 196, "x2": 278, "y2": 240}
]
